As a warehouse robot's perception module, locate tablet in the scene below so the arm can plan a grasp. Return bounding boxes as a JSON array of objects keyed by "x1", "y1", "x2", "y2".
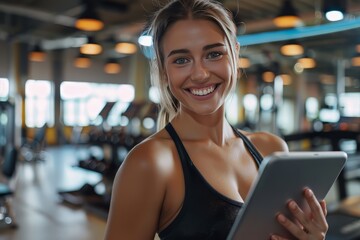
[{"x1": 227, "y1": 151, "x2": 347, "y2": 240}]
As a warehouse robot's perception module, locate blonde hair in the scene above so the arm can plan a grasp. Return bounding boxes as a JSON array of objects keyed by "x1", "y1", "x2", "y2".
[{"x1": 147, "y1": 0, "x2": 239, "y2": 129}]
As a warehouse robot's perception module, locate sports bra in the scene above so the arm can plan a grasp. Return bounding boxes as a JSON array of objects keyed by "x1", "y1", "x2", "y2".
[{"x1": 158, "y1": 123, "x2": 263, "y2": 240}]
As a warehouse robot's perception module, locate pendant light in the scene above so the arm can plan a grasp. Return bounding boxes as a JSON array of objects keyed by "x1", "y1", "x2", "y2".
[
  {"x1": 279, "y1": 74, "x2": 292, "y2": 85},
  {"x1": 75, "y1": 2, "x2": 104, "y2": 31},
  {"x1": 297, "y1": 54, "x2": 316, "y2": 69},
  {"x1": 74, "y1": 53, "x2": 91, "y2": 68},
  {"x1": 273, "y1": 0, "x2": 301, "y2": 28},
  {"x1": 262, "y1": 71, "x2": 275, "y2": 83},
  {"x1": 29, "y1": 44, "x2": 46, "y2": 62},
  {"x1": 352, "y1": 53, "x2": 360, "y2": 67},
  {"x1": 80, "y1": 36, "x2": 102, "y2": 55},
  {"x1": 115, "y1": 42, "x2": 138, "y2": 54},
  {"x1": 280, "y1": 40, "x2": 304, "y2": 56},
  {"x1": 104, "y1": 59, "x2": 121, "y2": 74},
  {"x1": 238, "y1": 56, "x2": 251, "y2": 69},
  {"x1": 356, "y1": 44, "x2": 360, "y2": 53},
  {"x1": 323, "y1": 0, "x2": 346, "y2": 22}
]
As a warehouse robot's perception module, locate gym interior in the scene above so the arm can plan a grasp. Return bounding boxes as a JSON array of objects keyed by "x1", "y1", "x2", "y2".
[{"x1": 0, "y1": 0, "x2": 360, "y2": 239}]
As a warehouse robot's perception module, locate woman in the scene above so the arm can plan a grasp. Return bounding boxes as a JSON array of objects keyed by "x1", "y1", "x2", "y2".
[{"x1": 104, "y1": 0, "x2": 328, "y2": 239}]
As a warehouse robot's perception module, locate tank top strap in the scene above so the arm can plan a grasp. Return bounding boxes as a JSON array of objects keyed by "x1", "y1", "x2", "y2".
[
  {"x1": 165, "y1": 123, "x2": 193, "y2": 180},
  {"x1": 231, "y1": 126, "x2": 263, "y2": 167}
]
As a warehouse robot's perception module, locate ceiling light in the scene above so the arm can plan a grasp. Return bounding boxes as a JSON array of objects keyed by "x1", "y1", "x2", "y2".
[
  {"x1": 356, "y1": 44, "x2": 360, "y2": 53},
  {"x1": 273, "y1": 0, "x2": 301, "y2": 28},
  {"x1": 238, "y1": 57, "x2": 251, "y2": 68},
  {"x1": 138, "y1": 35, "x2": 153, "y2": 47},
  {"x1": 262, "y1": 71, "x2": 275, "y2": 83},
  {"x1": 75, "y1": 3, "x2": 104, "y2": 31},
  {"x1": 80, "y1": 37, "x2": 102, "y2": 55},
  {"x1": 352, "y1": 54, "x2": 360, "y2": 67},
  {"x1": 29, "y1": 44, "x2": 46, "y2": 62},
  {"x1": 280, "y1": 40, "x2": 304, "y2": 56},
  {"x1": 325, "y1": 11, "x2": 344, "y2": 22},
  {"x1": 104, "y1": 59, "x2": 121, "y2": 74},
  {"x1": 279, "y1": 74, "x2": 292, "y2": 85},
  {"x1": 115, "y1": 42, "x2": 138, "y2": 54},
  {"x1": 297, "y1": 56, "x2": 316, "y2": 69},
  {"x1": 323, "y1": 0, "x2": 346, "y2": 22},
  {"x1": 74, "y1": 53, "x2": 91, "y2": 68}
]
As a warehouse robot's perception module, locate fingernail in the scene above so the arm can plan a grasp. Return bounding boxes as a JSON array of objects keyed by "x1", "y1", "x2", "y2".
[
  {"x1": 278, "y1": 214, "x2": 286, "y2": 223},
  {"x1": 306, "y1": 188, "x2": 313, "y2": 197},
  {"x1": 289, "y1": 201, "x2": 297, "y2": 210}
]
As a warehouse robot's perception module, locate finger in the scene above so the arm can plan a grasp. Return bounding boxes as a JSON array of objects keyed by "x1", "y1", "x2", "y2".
[
  {"x1": 320, "y1": 200, "x2": 327, "y2": 216},
  {"x1": 304, "y1": 188, "x2": 327, "y2": 227},
  {"x1": 287, "y1": 197, "x2": 328, "y2": 239},
  {"x1": 276, "y1": 212, "x2": 307, "y2": 239},
  {"x1": 287, "y1": 200, "x2": 314, "y2": 234},
  {"x1": 294, "y1": 218, "x2": 304, "y2": 229},
  {"x1": 270, "y1": 234, "x2": 289, "y2": 240}
]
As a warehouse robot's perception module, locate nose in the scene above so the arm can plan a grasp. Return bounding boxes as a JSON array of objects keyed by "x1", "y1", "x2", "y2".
[{"x1": 190, "y1": 61, "x2": 210, "y2": 82}]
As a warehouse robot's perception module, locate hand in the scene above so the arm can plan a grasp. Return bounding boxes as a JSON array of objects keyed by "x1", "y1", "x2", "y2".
[{"x1": 270, "y1": 188, "x2": 328, "y2": 240}]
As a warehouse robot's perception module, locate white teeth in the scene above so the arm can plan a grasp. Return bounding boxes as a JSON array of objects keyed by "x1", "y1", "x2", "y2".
[{"x1": 190, "y1": 85, "x2": 215, "y2": 96}]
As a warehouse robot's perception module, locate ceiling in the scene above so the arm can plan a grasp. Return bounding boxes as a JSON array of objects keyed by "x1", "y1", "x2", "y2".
[
  {"x1": 2, "y1": 0, "x2": 360, "y2": 42},
  {"x1": 0, "y1": 0, "x2": 360, "y2": 84}
]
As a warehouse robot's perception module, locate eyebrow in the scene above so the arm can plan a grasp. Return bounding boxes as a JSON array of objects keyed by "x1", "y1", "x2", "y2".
[{"x1": 167, "y1": 42, "x2": 225, "y2": 57}]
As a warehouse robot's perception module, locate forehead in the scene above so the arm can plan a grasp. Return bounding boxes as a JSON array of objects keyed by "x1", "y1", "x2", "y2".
[{"x1": 162, "y1": 19, "x2": 225, "y2": 53}]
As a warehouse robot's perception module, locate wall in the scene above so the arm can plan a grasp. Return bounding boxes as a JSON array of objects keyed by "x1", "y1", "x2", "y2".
[
  {"x1": 0, "y1": 39, "x2": 152, "y2": 145},
  {"x1": 0, "y1": 40, "x2": 9, "y2": 78},
  {"x1": 28, "y1": 50, "x2": 53, "y2": 80},
  {"x1": 62, "y1": 48, "x2": 133, "y2": 84},
  {"x1": 0, "y1": 40, "x2": 140, "y2": 85}
]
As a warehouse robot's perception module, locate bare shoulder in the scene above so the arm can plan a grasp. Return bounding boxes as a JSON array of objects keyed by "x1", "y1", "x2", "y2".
[
  {"x1": 104, "y1": 129, "x2": 175, "y2": 239},
  {"x1": 239, "y1": 129, "x2": 289, "y2": 157},
  {"x1": 117, "y1": 129, "x2": 174, "y2": 181}
]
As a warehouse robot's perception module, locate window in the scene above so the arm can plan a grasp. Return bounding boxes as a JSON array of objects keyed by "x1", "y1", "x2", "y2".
[
  {"x1": 305, "y1": 97, "x2": 319, "y2": 120},
  {"x1": 61, "y1": 82, "x2": 134, "y2": 126},
  {"x1": 0, "y1": 78, "x2": 9, "y2": 101},
  {"x1": 340, "y1": 93, "x2": 360, "y2": 117},
  {"x1": 149, "y1": 86, "x2": 160, "y2": 104},
  {"x1": 25, "y1": 80, "x2": 54, "y2": 127},
  {"x1": 226, "y1": 94, "x2": 238, "y2": 125}
]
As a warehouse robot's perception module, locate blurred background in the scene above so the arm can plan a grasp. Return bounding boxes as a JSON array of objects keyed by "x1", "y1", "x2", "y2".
[{"x1": 0, "y1": 0, "x2": 359, "y2": 239}]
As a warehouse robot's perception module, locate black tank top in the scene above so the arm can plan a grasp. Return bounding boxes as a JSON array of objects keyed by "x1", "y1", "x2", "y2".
[{"x1": 158, "y1": 123, "x2": 263, "y2": 240}]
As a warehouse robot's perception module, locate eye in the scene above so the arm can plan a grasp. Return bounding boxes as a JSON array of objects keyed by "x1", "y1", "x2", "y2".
[
  {"x1": 174, "y1": 57, "x2": 189, "y2": 65},
  {"x1": 207, "y1": 51, "x2": 223, "y2": 59}
]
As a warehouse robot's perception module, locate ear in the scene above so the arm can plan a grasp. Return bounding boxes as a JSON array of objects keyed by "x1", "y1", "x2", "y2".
[
  {"x1": 235, "y1": 42, "x2": 240, "y2": 69},
  {"x1": 235, "y1": 42, "x2": 240, "y2": 55}
]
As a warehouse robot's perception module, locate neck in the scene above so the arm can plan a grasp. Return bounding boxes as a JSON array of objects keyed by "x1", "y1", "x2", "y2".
[{"x1": 171, "y1": 108, "x2": 234, "y2": 146}]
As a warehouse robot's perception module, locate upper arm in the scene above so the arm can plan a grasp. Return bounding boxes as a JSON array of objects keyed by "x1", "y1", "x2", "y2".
[
  {"x1": 104, "y1": 141, "x2": 169, "y2": 240},
  {"x1": 249, "y1": 132, "x2": 289, "y2": 158}
]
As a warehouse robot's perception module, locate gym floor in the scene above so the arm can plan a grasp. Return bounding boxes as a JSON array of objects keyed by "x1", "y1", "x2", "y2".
[
  {"x1": 1, "y1": 145, "x2": 359, "y2": 240},
  {"x1": 1, "y1": 145, "x2": 107, "y2": 240}
]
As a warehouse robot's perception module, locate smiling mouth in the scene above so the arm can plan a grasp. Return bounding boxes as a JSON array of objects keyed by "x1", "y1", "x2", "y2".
[{"x1": 189, "y1": 84, "x2": 218, "y2": 96}]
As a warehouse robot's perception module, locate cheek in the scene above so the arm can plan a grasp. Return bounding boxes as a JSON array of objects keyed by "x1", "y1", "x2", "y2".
[
  {"x1": 167, "y1": 67, "x2": 188, "y2": 86},
  {"x1": 212, "y1": 60, "x2": 232, "y2": 79},
  {"x1": 164, "y1": 65, "x2": 176, "y2": 86},
  {"x1": 165, "y1": 71, "x2": 179, "y2": 95}
]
